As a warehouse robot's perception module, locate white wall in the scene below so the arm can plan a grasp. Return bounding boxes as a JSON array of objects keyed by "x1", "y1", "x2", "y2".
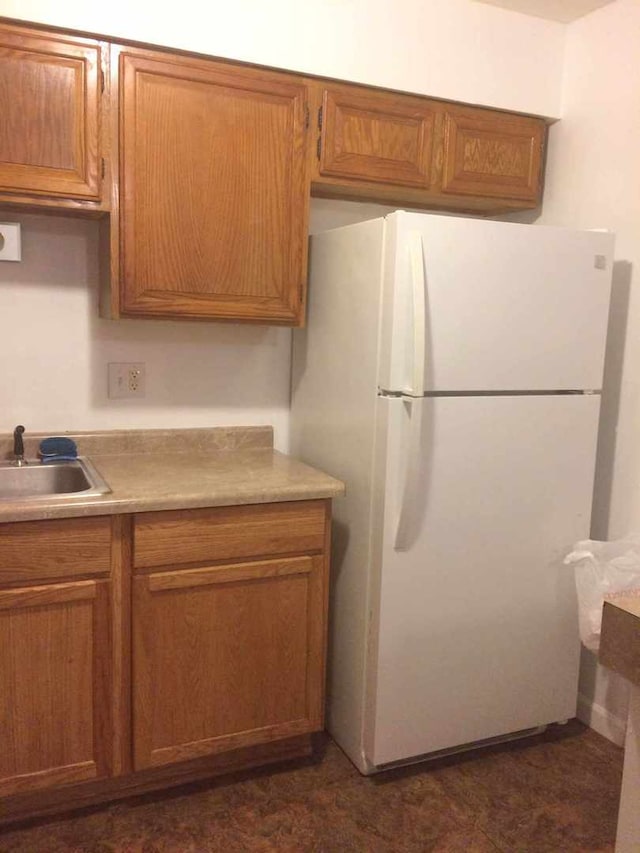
[
  {"x1": 0, "y1": 215, "x2": 292, "y2": 448},
  {"x1": 536, "y1": 0, "x2": 640, "y2": 743},
  {"x1": 0, "y1": 0, "x2": 565, "y2": 117}
]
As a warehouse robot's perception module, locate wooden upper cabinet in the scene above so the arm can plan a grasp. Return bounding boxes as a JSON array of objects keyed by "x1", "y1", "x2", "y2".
[
  {"x1": 316, "y1": 85, "x2": 436, "y2": 189},
  {"x1": 440, "y1": 105, "x2": 545, "y2": 202},
  {"x1": 0, "y1": 24, "x2": 102, "y2": 201},
  {"x1": 117, "y1": 49, "x2": 310, "y2": 324}
]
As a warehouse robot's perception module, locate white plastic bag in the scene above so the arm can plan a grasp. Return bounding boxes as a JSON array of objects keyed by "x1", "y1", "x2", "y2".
[{"x1": 564, "y1": 534, "x2": 640, "y2": 653}]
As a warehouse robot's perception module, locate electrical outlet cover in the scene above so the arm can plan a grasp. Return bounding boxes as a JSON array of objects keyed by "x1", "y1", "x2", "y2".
[
  {"x1": 108, "y1": 362, "x2": 146, "y2": 399},
  {"x1": 0, "y1": 223, "x2": 21, "y2": 262}
]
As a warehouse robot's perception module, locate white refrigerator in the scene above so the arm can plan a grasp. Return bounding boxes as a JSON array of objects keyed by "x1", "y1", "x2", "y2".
[{"x1": 290, "y1": 211, "x2": 614, "y2": 774}]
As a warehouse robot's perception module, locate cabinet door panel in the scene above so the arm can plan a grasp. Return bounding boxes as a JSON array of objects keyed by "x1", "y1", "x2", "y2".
[
  {"x1": 133, "y1": 556, "x2": 325, "y2": 769},
  {"x1": 119, "y1": 51, "x2": 309, "y2": 324},
  {"x1": 0, "y1": 25, "x2": 102, "y2": 199},
  {"x1": 318, "y1": 87, "x2": 435, "y2": 188},
  {"x1": 0, "y1": 579, "x2": 112, "y2": 796},
  {"x1": 441, "y1": 106, "x2": 545, "y2": 201}
]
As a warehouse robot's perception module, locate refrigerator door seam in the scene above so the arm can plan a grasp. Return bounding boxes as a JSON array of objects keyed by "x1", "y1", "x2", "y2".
[{"x1": 379, "y1": 389, "x2": 600, "y2": 397}]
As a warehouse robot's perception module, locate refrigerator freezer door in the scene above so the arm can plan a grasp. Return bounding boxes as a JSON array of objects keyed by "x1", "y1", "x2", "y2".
[
  {"x1": 379, "y1": 212, "x2": 614, "y2": 394},
  {"x1": 365, "y1": 394, "x2": 599, "y2": 768}
]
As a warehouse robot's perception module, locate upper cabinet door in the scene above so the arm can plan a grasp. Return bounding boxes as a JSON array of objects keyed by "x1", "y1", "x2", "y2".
[
  {"x1": 440, "y1": 105, "x2": 545, "y2": 202},
  {"x1": 317, "y1": 86, "x2": 436, "y2": 189},
  {"x1": 0, "y1": 25, "x2": 102, "y2": 200},
  {"x1": 118, "y1": 50, "x2": 310, "y2": 324}
]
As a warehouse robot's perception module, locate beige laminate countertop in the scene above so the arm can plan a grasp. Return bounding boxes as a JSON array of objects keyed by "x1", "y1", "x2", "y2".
[{"x1": 0, "y1": 427, "x2": 345, "y2": 524}]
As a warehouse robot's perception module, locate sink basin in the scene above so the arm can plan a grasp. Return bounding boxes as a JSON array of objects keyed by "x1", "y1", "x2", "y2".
[{"x1": 0, "y1": 457, "x2": 111, "y2": 501}]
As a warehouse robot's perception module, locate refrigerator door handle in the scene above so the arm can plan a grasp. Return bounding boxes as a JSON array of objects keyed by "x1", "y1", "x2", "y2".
[
  {"x1": 394, "y1": 396, "x2": 424, "y2": 552},
  {"x1": 407, "y1": 232, "x2": 426, "y2": 397}
]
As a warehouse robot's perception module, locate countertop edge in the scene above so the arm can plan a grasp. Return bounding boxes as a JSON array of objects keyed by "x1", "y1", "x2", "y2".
[
  {"x1": 0, "y1": 447, "x2": 345, "y2": 524},
  {"x1": 599, "y1": 598, "x2": 640, "y2": 689}
]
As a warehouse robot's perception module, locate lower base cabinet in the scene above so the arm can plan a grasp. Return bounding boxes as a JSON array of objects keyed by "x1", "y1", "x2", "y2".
[
  {"x1": 0, "y1": 578, "x2": 112, "y2": 796},
  {"x1": 0, "y1": 499, "x2": 331, "y2": 824},
  {"x1": 133, "y1": 554, "x2": 326, "y2": 769}
]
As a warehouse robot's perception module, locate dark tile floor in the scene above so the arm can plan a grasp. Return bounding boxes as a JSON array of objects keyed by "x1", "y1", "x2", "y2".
[{"x1": 0, "y1": 721, "x2": 624, "y2": 852}]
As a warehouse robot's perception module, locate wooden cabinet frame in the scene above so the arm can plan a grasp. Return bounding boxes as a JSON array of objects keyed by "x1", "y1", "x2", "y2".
[{"x1": 0, "y1": 500, "x2": 332, "y2": 825}]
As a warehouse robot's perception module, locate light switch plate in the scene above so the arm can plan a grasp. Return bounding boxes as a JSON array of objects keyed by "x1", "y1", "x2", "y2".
[{"x1": 0, "y1": 223, "x2": 21, "y2": 262}]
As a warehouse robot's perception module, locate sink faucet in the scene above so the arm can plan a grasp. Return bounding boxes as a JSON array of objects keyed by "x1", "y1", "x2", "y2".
[{"x1": 13, "y1": 425, "x2": 27, "y2": 466}]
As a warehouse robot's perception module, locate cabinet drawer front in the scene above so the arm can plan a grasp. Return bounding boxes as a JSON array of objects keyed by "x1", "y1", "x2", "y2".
[
  {"x1": 133, "y1": 501, "x2": 326, "y2": 569},
  {"x1": 319, "y1": 87, "x2": 435, "y2": 189},
  {"x1": 441, "y1": 107, "x2": 545, "y2": 202},
  {"x1": 0, "y1": 516, "x2": 112, "y2": 584}
]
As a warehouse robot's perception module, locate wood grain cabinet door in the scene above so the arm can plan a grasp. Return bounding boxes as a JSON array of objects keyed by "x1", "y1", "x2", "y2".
[
  {"x1": 318, "y1": 86, "x2": 436, "y2": 189},
  {"x1": 441, "y1": 105, "x2": 545, "y2": 202},
  {"x1": 0, "y1": 25, "x2": 102, "y2": 200},
  {"x1": 0, "y1": 579, "x2": 112, "y2": 796},
  {"x1": 118, "y1": 50, "x2": 309, "y2": 324},
  {"x1": 132, "y1": 555, "x2": 326, "y2": 770}
]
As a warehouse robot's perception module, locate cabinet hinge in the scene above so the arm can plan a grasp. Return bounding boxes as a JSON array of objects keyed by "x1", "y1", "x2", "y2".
[
  {"x1": 317, "y1": 106, "x2": 323, "y2": 130},
  {"x1": 304, "y1": 105, "x2": 310, "y2": 130},
  {"x1": 100, "y1": 69, "x2": 105, "y2": 94},
  {"x1": 316, "y1": 136, "x2": 322, "y2": 160},
  {"x1": 101, "y1": 158, "x2": 106, "y2": 179}
]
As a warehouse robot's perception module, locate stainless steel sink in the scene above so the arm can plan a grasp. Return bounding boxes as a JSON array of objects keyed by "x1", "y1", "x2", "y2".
[{"x1": 0, "y1": 457, "x2": 111, "y2": 501}]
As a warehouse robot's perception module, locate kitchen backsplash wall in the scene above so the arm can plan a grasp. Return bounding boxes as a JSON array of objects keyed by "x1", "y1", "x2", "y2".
[{"x1": 0, "y1": 215, "x2": 292, "y2": 450}]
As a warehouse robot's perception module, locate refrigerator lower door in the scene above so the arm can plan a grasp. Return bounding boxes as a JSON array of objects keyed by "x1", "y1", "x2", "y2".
[{"x1": 365, "y1": 393, "x2": 600, "y2": 768}]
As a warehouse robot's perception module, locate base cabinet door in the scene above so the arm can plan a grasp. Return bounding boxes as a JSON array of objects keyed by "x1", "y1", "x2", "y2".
[
  {"x1": 133, "y1": 555, "x2": 325, "y2": 770},
  {"x1": 0, "y1": 579, "x2": 112, "y2": 796}
]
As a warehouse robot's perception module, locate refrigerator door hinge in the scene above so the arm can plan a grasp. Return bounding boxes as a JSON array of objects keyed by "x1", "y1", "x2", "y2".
[{"x1": 317, "y1": 106, "x2": 323, "y2": 130}]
